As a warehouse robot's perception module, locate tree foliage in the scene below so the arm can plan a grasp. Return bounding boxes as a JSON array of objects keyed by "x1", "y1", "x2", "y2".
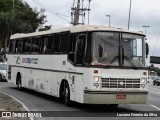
[
  {"x1": 147, "y1": 64, "x2": 160, "y2": 76},
  {"x1": 0, "y1": 0, "x2": 46, "y2": 48}
]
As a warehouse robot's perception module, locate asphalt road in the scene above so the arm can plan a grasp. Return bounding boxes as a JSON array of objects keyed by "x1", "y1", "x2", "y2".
[{"x1": 0, "y1": 80, "x2": 159, "y2": 120}]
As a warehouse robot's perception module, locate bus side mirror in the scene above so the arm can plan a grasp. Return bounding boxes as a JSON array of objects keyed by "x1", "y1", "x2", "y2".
[{"x1": 146, "y1": 43, "x2": 149, "y2": 58}]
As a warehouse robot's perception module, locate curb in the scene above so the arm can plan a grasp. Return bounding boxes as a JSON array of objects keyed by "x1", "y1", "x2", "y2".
[{"x1": 0, "y1": 90, "x2": 34, "y2": 120}]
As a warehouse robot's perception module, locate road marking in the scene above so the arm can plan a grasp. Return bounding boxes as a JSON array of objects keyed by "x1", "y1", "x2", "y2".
[
  {"x1": 0, "y1": 91, "x2": 34, "y2": 120},
  {"x1": 149, "y1": 89, "x2": 160, "y2": 94},
  {"x1": 150, "y1": 104, "x2": 160, "y2": 111}
]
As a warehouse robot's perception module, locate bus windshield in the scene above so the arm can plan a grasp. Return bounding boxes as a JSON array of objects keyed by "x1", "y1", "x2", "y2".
[{"x1": 90, "y1": 32, "x2": 145, "y2": 67}]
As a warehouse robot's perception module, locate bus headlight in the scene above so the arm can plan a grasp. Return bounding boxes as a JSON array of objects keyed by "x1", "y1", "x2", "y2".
[
  {"x1": 141, "y1": 78, "x2": 146, "y2": 84},
  {"x1": 94, "y1": 76, "x2": 100, "y2": 82}
]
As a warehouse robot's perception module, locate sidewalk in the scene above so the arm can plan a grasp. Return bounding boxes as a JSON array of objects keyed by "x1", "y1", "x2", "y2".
[{"x1": 0, "y1": 91, "x2": 30, "y2": 120}]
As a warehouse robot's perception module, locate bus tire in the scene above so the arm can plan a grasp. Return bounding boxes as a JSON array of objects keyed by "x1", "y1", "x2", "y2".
[
  {"x1": 17, "y1": 73, "x2": 22, "y2": 90},
  {"x1": 0, "y1": 74, "x2": 2, "y2": 81},
  {"x1": 64, "y1": 82, "x2": 71, "y2": 106},
  {"x1": 109, "y1": 104, "x2": 119, "y2": 108}
]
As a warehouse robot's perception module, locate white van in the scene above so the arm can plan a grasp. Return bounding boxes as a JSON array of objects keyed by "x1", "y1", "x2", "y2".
[{"x1": 0, "y1": 62, "x2": 7, "y2": 81}]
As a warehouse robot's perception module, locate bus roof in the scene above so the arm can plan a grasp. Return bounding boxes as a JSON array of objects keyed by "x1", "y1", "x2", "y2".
[{"x1": 10, "y1": 25, "x2": 145, "y2": 39}]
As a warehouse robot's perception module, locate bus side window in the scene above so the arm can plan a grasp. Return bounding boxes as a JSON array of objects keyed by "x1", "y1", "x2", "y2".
[
  {"x1": 31, "y1": 38, "x2": 40, "y2": 53},
  {"x1": 53, "y1": 33, "x2": 68, "y2": 53},
  {"x1": 15, "y1": 40, "x2": 23, "y2": 53},
  {"x1": 60, "y1": 34, "x2": 68, "y2": 53},
  {"x1": 39, "y1": 37, "x2": 44, "y2": 53},
  {"x1": 53, "y1": 34, "x2": 60, "y2": 53},
  {"x1": 46, "y1": 35, "x2": 54, "y2": 54},
  {"x1": 68, "y1": 35, "x2": 76, "y2": 63},
  {"x1": 9, "y1": 40, "x2": 16, "y2": 53},
  {"x1": 76, "y1": 34, "x2": 86, "y2": 64},
  {"x1": 24, "y1": 39, "x2": 31, "y2": 53},
  {"x1": 42, "y1": 37, "x2": 48, "y2": 53}
]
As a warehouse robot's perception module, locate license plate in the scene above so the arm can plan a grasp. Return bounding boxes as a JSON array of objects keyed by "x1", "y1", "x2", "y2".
[{"x1": 116, "y1": 94, "x2": 126, "y2": 99}]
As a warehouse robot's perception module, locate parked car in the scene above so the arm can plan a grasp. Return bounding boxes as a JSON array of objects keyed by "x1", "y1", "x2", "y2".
[
  {"x1": 0, "y1": 62, "x2": 7, "y2": 81},
  {"x1": 153, "y1": 77, "x2": 160, "y2": 86}
]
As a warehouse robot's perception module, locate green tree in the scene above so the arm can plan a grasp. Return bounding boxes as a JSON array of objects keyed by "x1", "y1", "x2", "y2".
[
  {"x1": 0, "y1": 0, "x2": 46, "y2": 52},
  {"x1": 147, "y1": 65, "x2": 160, "y2": 76}
]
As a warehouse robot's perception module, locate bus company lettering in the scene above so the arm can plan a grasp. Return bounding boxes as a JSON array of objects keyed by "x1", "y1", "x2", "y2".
[{"x1": 22, "y1": 58, "x2": 38, "y2": 64}]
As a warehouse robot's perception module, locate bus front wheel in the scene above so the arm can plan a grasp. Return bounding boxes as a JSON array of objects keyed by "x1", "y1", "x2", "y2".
[
  {"x1": 17, "y1": 74, "x2": 22, "y2": 90},
  {"x1": 64, "y1": 82, "x2": 71, "y2": 106},
  {"x1": 109, "y1": 104, "x2": 119, "y2": 108}
]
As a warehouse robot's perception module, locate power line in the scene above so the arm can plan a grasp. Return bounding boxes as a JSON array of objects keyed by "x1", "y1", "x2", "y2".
[
  {"x1": 152, "y1": 31, "x2": 160, "y2": 56},
  {"x1": 32, "y1": 0, "x2": 70, "y2": 23},
  {"x1": 35, "y1": 0, "x2": 69, "y2": 17},
  {"x1": 112, "y1": 0, "x2": 126, "y2": 18}
]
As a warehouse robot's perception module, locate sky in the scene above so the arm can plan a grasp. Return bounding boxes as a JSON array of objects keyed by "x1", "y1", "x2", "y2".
[{"x1": 24, "y1": 0, "x2": 160, "y2": 67}]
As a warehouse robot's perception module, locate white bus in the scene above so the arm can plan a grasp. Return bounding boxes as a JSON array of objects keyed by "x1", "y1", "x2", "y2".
[{"x1": 7, "y1": 25, "x2": 149, "y2": 106}]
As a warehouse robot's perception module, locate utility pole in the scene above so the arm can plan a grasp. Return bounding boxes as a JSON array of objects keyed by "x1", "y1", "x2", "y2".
[
  {"x1": 74, "y1": 0, "x2": 81, "y2": 25},
  {"x1": 88, "y1": 0, "x2": 91, "y2": 24},
  {"x1": 106, "y1": 15, "x2": 111, "y2": 27},
  {"x1": 71, "y1": 0, "x2": 91, "y2": 26},
  {"x1": 128, "y1": 0, "x2": 132, "y2": 30},
  {"x1": 39, "y1": 8, "x2": 45, "y2": 29}
]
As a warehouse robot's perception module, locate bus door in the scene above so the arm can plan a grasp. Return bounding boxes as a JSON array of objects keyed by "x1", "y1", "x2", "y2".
[{"x1": 68, "y1": 34, "x2": 86, "y2": 101}]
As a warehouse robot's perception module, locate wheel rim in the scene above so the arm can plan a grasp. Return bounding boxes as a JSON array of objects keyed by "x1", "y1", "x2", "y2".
[{"x1": 18, "y1": 80, "x2": 21, "y2": 88}]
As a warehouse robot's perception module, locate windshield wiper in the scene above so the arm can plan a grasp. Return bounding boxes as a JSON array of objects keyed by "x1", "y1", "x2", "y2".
[
  {"x1": 109, "y1": 56, "x2": 119, "y2": 64},
  {"x1": 122, "y1": 48, "x2": 137, "y2": 68},
  {"x1": 123, "y1": 56, "x2": 137, "y2": 68}
]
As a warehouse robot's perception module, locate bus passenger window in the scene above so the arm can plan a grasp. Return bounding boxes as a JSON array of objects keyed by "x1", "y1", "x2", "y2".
[
  {"x1": 15, "y1": 40, "x2": 23, "y2": 53},
  {"x1": 32, "y1": 38, "x2": 40, "y2": 53},
  {"x1": 46, "y1": 35, "x2": 54, "y2": 53},
  {"x1": 53, "y1": 33, "x2": 68, "y2": 53},
  {"x1": 53, "y1": 35, "x2": 60, "y2": 53},
  {"x1": 39, "y1": 37, "x2": 44, "y2": 53},
  {"x1": 76, "y1": 34, "x2": 86, "y2": 64},
  {"x1": 41, "y1": 36, "x2": 52, "y2": 54},
  {"x1": 60, "y1": 34, "x2": 68, "y2": 53},
  {"x1": 68, "y1": 35, "x2": 76, "y2": 63},
  {"x1": 9, "y1": 41, "x2": 16, "y2": 53},
  {"x1": 24, "y1": 39, "x2": 31, "y2": 53},
  {"x1": 42, "y1": 37, "x2": 48, "y2": 53}
]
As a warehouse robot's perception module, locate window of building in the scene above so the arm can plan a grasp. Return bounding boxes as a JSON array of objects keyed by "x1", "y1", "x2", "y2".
[{"x1": 9, "y1": 40, "x2": 16, "y2": 53}]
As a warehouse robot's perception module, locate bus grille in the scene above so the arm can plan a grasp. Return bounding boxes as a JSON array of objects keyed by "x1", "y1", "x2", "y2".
[{"x1": 101, "y1": 78, "x2": 140, "y2": 88}]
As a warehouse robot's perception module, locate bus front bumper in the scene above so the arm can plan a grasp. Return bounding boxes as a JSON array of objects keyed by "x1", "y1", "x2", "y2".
[{"x1": 84, "y1": 90, "x2": 148, "y2": 104}]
